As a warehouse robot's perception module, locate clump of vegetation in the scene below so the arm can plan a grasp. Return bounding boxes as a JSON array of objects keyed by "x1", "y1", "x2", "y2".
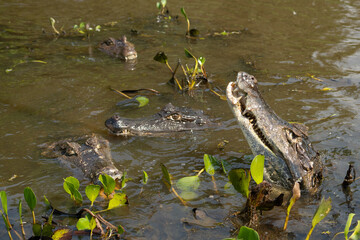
[
  {"x1": 0, "y1": 173, "x2": 129, "y2": 239},
  {"x1": 153, "y1": 49, "x2": 208, "y2": 92},
  {"x1": 49, "y1": 17, "x2": 101, "y2": 39}
]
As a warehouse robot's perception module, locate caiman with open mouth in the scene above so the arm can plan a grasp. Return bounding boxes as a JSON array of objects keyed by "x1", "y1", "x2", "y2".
[{"x1": 226, "y1": 72, "x2": 323, "y2": 196}]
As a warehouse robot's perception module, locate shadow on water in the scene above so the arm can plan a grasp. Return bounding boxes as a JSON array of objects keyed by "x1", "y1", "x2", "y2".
[{"x1": 0, "y1": 0, "x2": 360, "y2": 239}]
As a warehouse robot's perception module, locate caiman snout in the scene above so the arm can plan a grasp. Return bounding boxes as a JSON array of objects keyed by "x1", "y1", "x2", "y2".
[{"x1": 105, "y1": 115, "x2": 131, "y2": 135}]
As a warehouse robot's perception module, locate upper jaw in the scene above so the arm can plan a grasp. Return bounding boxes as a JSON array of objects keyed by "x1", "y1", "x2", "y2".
[{"x1": 226, "y1": 81, "x2": 245, "y2": 106}]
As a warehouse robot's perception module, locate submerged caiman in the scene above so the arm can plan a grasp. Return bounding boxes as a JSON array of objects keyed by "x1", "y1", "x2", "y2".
[
  {"x1": 105, "y1": 103, "x2": 212, "y2": 136},
  {"x1": 98, "y1": 36, "x2": 137, "y2": 61},
  {"x1": 226, "y1": 72, "x2": 323, "y2": 196},
  {"x1": 42, "y1": 135, "x2": 122, "y2": 183}
]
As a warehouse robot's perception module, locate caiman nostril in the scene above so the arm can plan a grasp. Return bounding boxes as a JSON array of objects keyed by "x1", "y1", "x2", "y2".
[{"x1": 113, "y1": 115, "x2": 120, "y2": 121}]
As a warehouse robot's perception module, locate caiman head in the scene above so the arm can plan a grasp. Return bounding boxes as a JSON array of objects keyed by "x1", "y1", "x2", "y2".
[
  {"x1": 99, "y1": 36, "x2": 137, "y2": 61},
  {"x1": 105, "y1": 103, "x2": 212, "y2": 136},
  {"x1": 226, "y1": 72, "x2": 323, "y2": 194}
]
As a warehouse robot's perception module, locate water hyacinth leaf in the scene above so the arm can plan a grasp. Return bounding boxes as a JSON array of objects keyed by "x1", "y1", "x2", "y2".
[
  {"x1": 350, "y1": 221, "x2": 360, "y2": 239},
  {"x1": 24, "y1": 187, "x2": 37, "y2": 211},
  {"x1": 153, "y1": 51, "x2": 168, "y2": 64},
  {"x1": 142, "y1": 170, "x2": 148, "y2": 184},
  {"x1": 161, "y1": 163, "x2": 172, "y2": 186},
  {"x1": 250, "y1": 155, "x2": 264, "y2": 184},
  {"x1": 184, "y1": 48, "x2": 195, "y2": 59},
  {"x1": 63, "y1": 176, "x2": 80, "y2": 195},
  {"x1": 176, "y1": 176, "x2": 200, "y2": 191},
  {"x1": 77, "y1": 217, "x2": 90, "y2": 230},
  {"x1": 108, "y1": 193, "x2": 127, "y2": 210},
  {"x1": 180, "y1": 7, "x2": 188, "y2": 21},
  {"x1": 99, "y1": 174, "x2": 116, "y2": 196},
  {"x1": 0, "y1": 191, "x2": 8, "y2": 215},
  {"x1": 85, "y1": 185, "x2": 101, "y2": 206},
  {"x1": 135, "y1": 96, "x2": 149, "y2": 107},
  {"x1": 345, "y1": 213, "x2": 356, "y2": 239},
  {"x1": 52, "y1": 229, "x2": 71, "y2": 240},
  {"x1": 312, "y1": 197, "x2": 332, "y2": 227},
  {"x1": 180, "y1": 191, "x2": 198, "y2": 200},
  {"x1": 64, "y1": 181, "x2": 83, "y2": 203},
  {"x1": 237, "y1": 226, "x2": 260, "y2": 240},
  {"x1": 203, "y1": 154, "x2": 215, "y2": 176},
  {"x1": 228, "y1": 169, "x2": 250, "y2": 198}
]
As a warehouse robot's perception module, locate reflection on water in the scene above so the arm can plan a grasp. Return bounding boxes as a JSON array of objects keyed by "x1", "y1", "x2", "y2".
[{"x1": 0, "y1": 0, "x2": 360, "y2": 239}]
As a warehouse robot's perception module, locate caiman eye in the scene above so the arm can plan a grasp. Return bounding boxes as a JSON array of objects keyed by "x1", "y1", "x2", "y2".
[{"x1": 167, "y1": 113, "x2": 182, "y2": 121}]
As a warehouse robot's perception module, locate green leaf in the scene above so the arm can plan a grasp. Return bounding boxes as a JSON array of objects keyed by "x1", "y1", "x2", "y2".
[
  {"x1": 63, "y1": 176, "x2": 80, "y2": 195},
  {"x1": 161, "y1": 163, "x2": 172, "y2": 186},
  {"x1": 32, "y1": 223, "x2": 42, "y2": 236},
  {"x1": 79, "y1": 22, "x2": 85, "y2": 30},
  {"x1": 77, "y1": 217, "x2": 90, "y2": 230},
  {"x1": 153, "y1": 51, "x2": 168, "y2": 64},
  {"x1": 64, "y1": 181, "x2": 83, "y2": 203},
  {"x1": 142, "y1": 170, "x2": 148, "y2": 184},
  {"x1": 99, "y1": 174, "x2": 116, "y2": 196},
  {"x1": 156, "y1": 2, "x2": 161, "y2": 10},
  {"x1": 176, "y1": 176, "x2": 200, "y2": 191},
  {"x1": 203, "y1": 154, "x2": 216, "y2": 176},
  {"x1": 312, "y1": 197, "x2": 332, "y2": 227},
  {"x1": 350, "y1": 221, "x2": 360, "y2": 240},
  {"x1": 345, "y1": 213, "x2": 356, "y2": 239},
  {"x1": 237, "y1": 226, "x2": 260, "y2": 240},
  {"x1": 5, "y1": 68, "x2": 13, "y2": 73},
  {"x1": 0, "y1": 191, "x2": 8, "y2": 215},
  {"x1": 180, "y1": 191, "x2": 198, "y2": 200},
  {"x1": 118, "y1": 225, "x2": 125, "y2": 234},
  {"x1": 184, "y1": 48, "x2": 195, "y2": 59},
  {"x1": 89, "y1": 216, "x2": 97, "y2": 231},
  {"x1": 95, "y1": 25, "x2": 101, "y2": 32},
  {"x1": 160, "y1": 0, "x2": 166, "y2": 8},
  {"x1": 250, "y1": 155, "x2": 264, "y2": 184},
  {"x1": 135, "y1": 96, "x2": 149, "y2": 107},
  {"x1": 198, "y1": 57, "x2": 205, "y2": 66},
  {"x1": 108, "y1": 193, "x2": 127, "y2": 210},
  {"x1": 85, "y1": 185, "x2": 101, "y2": 206},
  {"x1": 24, "y1": 187, "x2": 37, "y2": 211},
  {"x1": 180, "y1": 7, "x2": 188, "y2": 21},
  {"x1": 228, "y1": 169, "x2": 250, "y2": 198}
]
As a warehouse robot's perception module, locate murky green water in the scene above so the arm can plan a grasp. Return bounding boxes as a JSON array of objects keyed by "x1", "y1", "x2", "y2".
[{"x1": 1, "y1": 0, "x2": 359, "y2": 239}]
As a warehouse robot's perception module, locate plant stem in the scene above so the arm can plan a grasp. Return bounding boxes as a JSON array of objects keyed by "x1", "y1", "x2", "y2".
[
  {"x1": 31, "y1": 211, "x2": 35, "y2": 224},
  {"x1": 171, "y1": 187, "x2": 187, "y2": 206},
  {"x1": 305, "y1": 226, "x2": 314, "y2": 240},
  {"x1": 7, "y1": 230, "x2": 13, "y2": 240},
  {"x1": 211, "y1": 175, "x2": 218, "y2": 194},
  {"x1": 109, "y1": 87, "x2": 132, "y2": 99}
]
